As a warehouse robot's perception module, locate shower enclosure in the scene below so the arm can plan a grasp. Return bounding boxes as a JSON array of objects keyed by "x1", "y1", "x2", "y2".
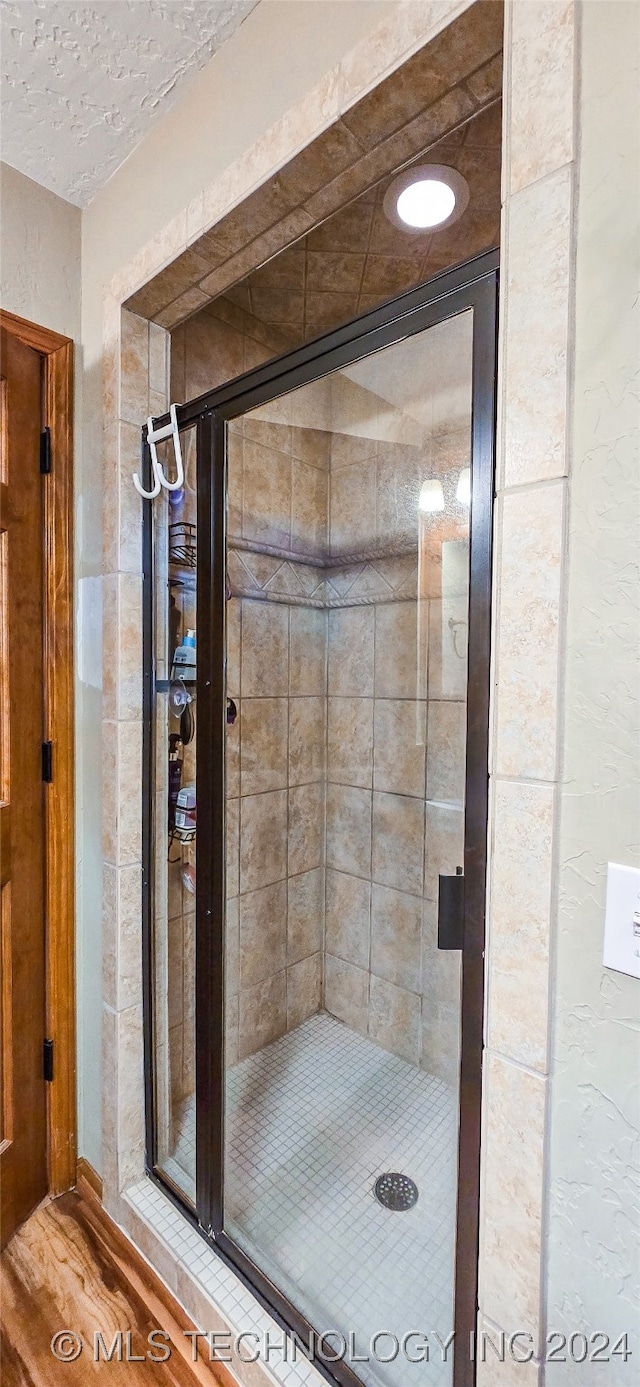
[{"x1": 142, "y1": 251, "x2": 498, "y2": 1387}]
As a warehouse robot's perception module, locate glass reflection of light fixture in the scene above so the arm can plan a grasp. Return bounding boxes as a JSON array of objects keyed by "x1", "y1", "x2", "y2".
[
  {"x1": 456, "y1": 467, "x2": 471, "y2": 505},
  {"x1": 419, "y1": 479, "x2": 445, "y2": 513}
]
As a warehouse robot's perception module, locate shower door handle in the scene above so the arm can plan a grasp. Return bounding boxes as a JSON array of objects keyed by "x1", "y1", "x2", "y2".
[{"x1": 437, "y1": 867, "x2": 464, "y2": 950}]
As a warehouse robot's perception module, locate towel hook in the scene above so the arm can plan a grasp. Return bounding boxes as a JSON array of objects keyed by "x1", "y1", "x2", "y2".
[{"x1": 132, "y1": 404, "x2": 184, "y2": 499}]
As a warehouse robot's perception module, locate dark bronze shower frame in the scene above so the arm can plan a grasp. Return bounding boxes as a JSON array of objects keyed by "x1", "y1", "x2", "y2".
[{"x1": 142, "y1": 248, "x2": 499, "y2": 1387}]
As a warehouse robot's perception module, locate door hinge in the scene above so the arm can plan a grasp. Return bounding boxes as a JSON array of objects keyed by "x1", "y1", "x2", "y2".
[
  {"x1": 42, "y1": 740, "x2": 53, "y2": 782},
  {"x1": 43, "y1": 1039, "x2": 54, "y2": 1082},
  {"x1": 40, "y1": 426, "x2": 52, "y2": 475}
]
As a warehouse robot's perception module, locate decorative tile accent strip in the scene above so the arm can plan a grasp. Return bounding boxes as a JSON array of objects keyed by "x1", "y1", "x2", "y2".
[{"x1": 229, "y1": 541, "x2": 418, "y2": 609}]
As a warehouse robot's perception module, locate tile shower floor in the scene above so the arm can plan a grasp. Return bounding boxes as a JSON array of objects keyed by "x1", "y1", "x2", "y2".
[{"x1": 171, "y1": 1013, "x2": 458, "y2": 1387}]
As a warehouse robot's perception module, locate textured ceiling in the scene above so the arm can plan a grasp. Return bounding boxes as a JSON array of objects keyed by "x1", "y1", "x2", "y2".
[{"x1": 0, "y1": 0, "x2": 257, "y2": 206}]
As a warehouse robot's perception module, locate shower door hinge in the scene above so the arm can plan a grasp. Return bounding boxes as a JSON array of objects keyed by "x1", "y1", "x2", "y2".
[
  {"x1": 43, "y1": 1039, "x2": 54, "y2": 1082},
  {"x1": 42, "y1": 741, "x2": 53, "y2": 782},
  {"x1": 40, "y1": 426, "x2": 52, "y2": 474}
]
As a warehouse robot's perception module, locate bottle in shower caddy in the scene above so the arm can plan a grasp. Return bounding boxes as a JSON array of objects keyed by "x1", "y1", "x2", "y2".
[
  {"x1": 168, "y1": 733, "x2": 183, "y2": 832},
  {"x1": 172, "y1": 627, "x2": 196, "y2": 681},
  {"x1": 174, "y1": 784, "x2": 196, "y2": 841}
]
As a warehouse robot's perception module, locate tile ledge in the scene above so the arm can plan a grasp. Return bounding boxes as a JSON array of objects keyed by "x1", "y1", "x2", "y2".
[{"x1": 122, "y1": 1177, "x2": 325, "y2": 1387}]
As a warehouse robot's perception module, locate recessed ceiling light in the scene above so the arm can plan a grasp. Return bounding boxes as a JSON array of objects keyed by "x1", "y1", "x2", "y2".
[
  {"x1": 383, "y1": 165, "x2": 469, "y2": 235},
  {"x1": 397, "y1": 179, "x2": 455, "y2": 228}
]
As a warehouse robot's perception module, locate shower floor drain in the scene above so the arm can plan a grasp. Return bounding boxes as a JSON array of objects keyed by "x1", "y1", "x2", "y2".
[{"x1": 373, "y1": 1172, "x2": 419, "y2": 1211}]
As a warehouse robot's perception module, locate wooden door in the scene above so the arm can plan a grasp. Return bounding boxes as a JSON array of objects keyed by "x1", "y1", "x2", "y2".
[{"x1": 0, "y1": 327, "x2": 48, "y2": 1246}]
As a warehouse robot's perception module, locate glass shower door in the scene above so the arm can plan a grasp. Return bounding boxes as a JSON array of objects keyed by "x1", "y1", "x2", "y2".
[
  {"x1": 220, "y1": 311, "x2": 476, "y2": 1387},
  {"x1": 143, "y1": 252, "x2": 497, "y2": 1387}
]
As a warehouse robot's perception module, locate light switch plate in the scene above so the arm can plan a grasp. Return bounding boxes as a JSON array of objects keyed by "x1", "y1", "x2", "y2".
[{"x1": 603, "y1": 862, "x2": 640, "y2": 980}]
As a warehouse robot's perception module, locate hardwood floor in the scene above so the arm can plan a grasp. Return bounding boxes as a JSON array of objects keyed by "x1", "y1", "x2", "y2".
[{"x1": 0, "y1": 1189, "x2": 234, "y2": 1385}]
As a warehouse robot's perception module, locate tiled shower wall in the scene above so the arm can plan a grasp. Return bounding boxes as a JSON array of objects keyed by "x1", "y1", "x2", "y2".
[
  {"x1": 323, "y1": 426, "x2": 469, "y2": 1086},
  {"x1": 171, "y1": 303, "x2": 332, "y2": 1068},
  {"x1": 171, "y1": 303, "x2": 471, "y2": 1080},
  {"x1": 225, "y1": 413, "x2": 330, "y2": 1064}
]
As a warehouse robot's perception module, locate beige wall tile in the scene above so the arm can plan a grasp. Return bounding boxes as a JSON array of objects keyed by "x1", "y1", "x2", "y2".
[
  {"x1": 369, "y1": 975, "x2": 421, "y2": 1065},
  {"x1": 495, "y1": 483, "x2": 564, "y2": 780},
  {"x1": 503, "y1": 170, "x2": 572, "y2": 486},
  {"x1": 110, "y1": 720, "x2": 142, "y2": 866},
  {"x1": 487, "y1": 780, "x2": 554, "y2": 1071},
  {"x1": 330, "y1": 461, "x2": 377, "y2": 552},
  {"x1": 225, "y1": 702, "x2": 240, "y2": 798},
  {"x1": 102, "y1": 863, "x2": 118, "y2": 1012},
  {"x1": 289, "y1": 606, "x2": 326, "y2": 694},
  {"x1": 426, "y1": 699, "x2": 466, "y2": 804},
  {"x1": 288, "y1": 782, "x2": 325, "y2": 876},
  {"x1": 291, "y1": 426, "x2": 330, "y2": 471},
  {"x1": 330, "y1": 432, "x2": 376, "y2": 469},
  {"x1": 325, "y1": 869, "x2": 370, "y2": 969},
  {"x1": 375, "y1": 602, "x2": 418, "y2": 698},
  {"x1": 372, "y1": 791, "x2": 424, "y2": 895},
  {"x1": 239, "y1": 789, "x2": 287, "y2": 892},
  {"x1": 241, "y1": 697, "x2": 288, "y2": 794},
  {"x1": 241, "y1": 599, "x2": 289, "y2": 696},
  {"x1": 102, "y1": 574, "x2": 118, "y2": 724},
  {"x1": 116, "y1": 864, "x2": 143, "y2": 1011},
  {"x1": 421, "y1": 996, "x2": 460, "y2": 1088},
  {"x1": 376, "y1": 444, "x2": 423, "y2": 546},
  {"x1": 508, "y1": 0, "x2": 574, "y2": 195},
  {"x1": 167, "y1": 860, "x2": 184, "y2": 922},
  {"x1": 476, "y1": 1318, "x2": 541, "y2": 1385},
  {"x1": 148, "y1": 322, "x2": 169, "y2": 397},
  {"x1": 326, "y1": 784, "x2": 372, "y2": 878},
  {"x1": 327, "y1": 697, "x2": 373, "y2": 788},
  {"x1": 291, "y1": 459, "x2": 327, "y2": 556},
  {"x1": 370, "y1": 884, "x2": 421, "y2": 992},
  {"x1": 226, "y1": 797, "x2": 239, "y2": 898},
  {"x1": 240, "y1": 880, "x2": 287, "y2": 987},
  {"x1": 225, "y1": 993, "x2": 239, "y2": 1068},
  {"x1": 324, "y1": 954, "x2": 369, "y2": 1034},
  {"x1": 242, "y1": 439, "x2": 291, "y2": 550},
  {"x1": 288, "y1": 696, "x2": 326, "y2": 785},
  {"x1": 421, "y1": 898, "x2": 461, "y2": 1013},
  {"x1": 225, "y1": 897, "x2": 239, "y2": 998},
  {"x1": 184, "y1": 312, "x2": 244, "y2": 396},
  {"x1": 116, "y1": 574, "x2": 143, "y2": 722},
  {"x1": 102, "y1": 720, "x2": 117, "y2": 865},
  {"x1": 167, "y1": 915, "x2": 184, "y2": 1030},
  {"x1": 328, "y1": 606, "x2": 375, "y2": 696},
  {"x1": 238, "y1": 972, "x2": 287, "y2": 1059},
  {"x1": 120, "y1": 310, "x2": 149, "y2": 426},
  {"x1": 287, "y1": 953, "x2": 322, "y2": 1029},
  {"x1": 480, "y1": 1054, "x2": 546, "y2": 1345},
  {"x1": 424, "y1": 802, "x2": 464, "y2": 901},
  {"x1": 374, "y1": 699, "x2": 426, "y2": 798},
  {"x1": 115, "y1": 1003, "x2": 146, "y2": 1190},
  {"x1": 114, "y1": 422, "x2": 145, "y2": 577},
  {"x1": 226, "y1": 598, "x2": 241, "y2": 697},
  {"x1": 227, "y1": 431, "x2": 243, "y2": 538},
  {"x1": 287, "y1": 868, "x2": 324, "y2": 963},
  {"x1": 245, "y1": 416, "x2": 291, "y2": 454}
]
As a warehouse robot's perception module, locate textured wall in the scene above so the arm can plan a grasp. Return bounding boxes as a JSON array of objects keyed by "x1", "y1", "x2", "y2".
[
  {"x1": 545, "y1": 2, "x2": 640, "y2": 1374},
  {"x1": 0, "y1": 161, "x2": 80, "y2": 337}
]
